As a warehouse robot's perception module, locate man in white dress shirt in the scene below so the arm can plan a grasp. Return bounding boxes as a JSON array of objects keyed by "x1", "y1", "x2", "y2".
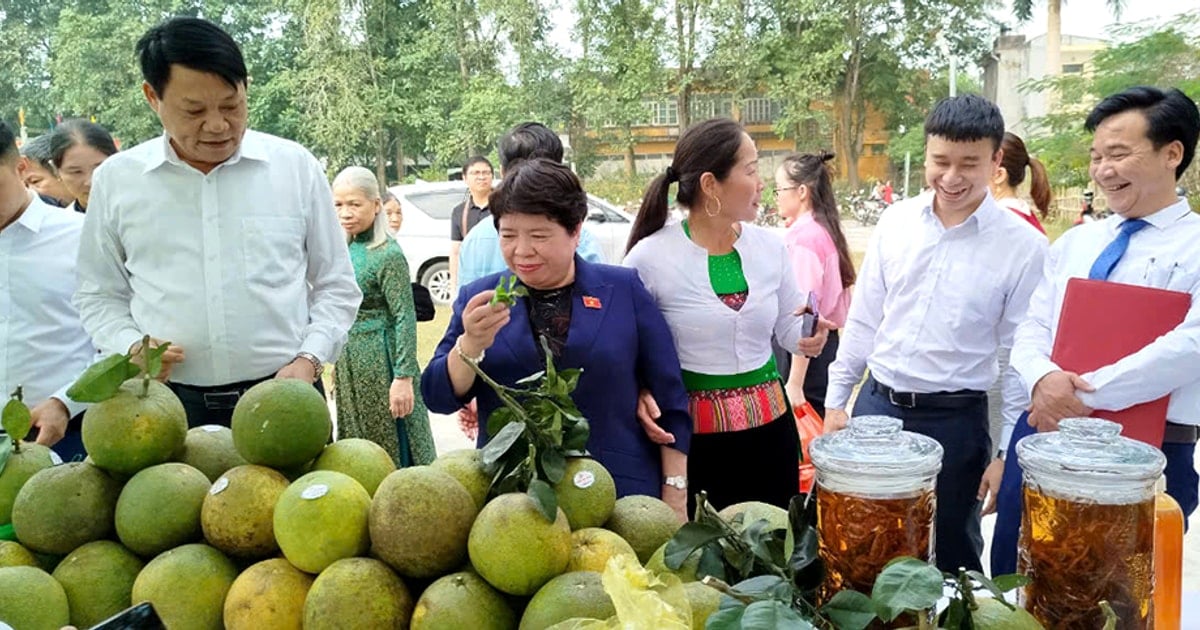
[
  {"x1": 0, "y1": 121, "x2": 94, "y2": 461},
  {"x1": 824, "y1": 95, "x2": 1047, "y2": 573},
  {"x1": 74, "y1": 17, "x2": 361, "y2": 428},
  {"x1": 992, "y1": 86, "x2": 1200, "y2": 574}
]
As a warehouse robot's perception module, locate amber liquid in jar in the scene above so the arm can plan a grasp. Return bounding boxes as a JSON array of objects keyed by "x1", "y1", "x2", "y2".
[
  {"x1": 1018, "y1": 486, "x2": 1155, "y2": 629},
  {"x1": 816, "y1": 487, "x2": 935, "y2": 598}
]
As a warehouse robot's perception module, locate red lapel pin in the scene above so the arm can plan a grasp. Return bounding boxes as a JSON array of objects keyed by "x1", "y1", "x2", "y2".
[{"x1": 582, "y1": 296, "x2": 602, "y2": 309}]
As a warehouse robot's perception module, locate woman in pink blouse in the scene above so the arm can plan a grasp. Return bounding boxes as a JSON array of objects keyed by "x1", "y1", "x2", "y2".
[{"x1": 774, "y1": 151, "x2": 856, "y2": 417}]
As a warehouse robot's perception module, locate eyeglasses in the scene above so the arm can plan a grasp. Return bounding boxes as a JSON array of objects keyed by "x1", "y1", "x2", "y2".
[{"x1": 776, "y1": 186, "x2": 799, "y2": 193}]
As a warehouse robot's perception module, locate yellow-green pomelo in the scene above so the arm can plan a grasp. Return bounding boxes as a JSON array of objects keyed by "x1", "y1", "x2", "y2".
[
  {"x1": 274, "y1": 470, "x2": 370, "y2": 573},
  {"x1": 201, "y1": 464, "x2": 289, "y2": 559},
  {"x1": 369, "y1": 466, "x2": 476, "y2": 578},
  {"x1": 11, "y1": 462, "x2": 121, "y2": 554},
  {"x1": 553, "y1": 458, "x2": 617, "y2": 530},
  {"x1": 223, "y1": 557, "x2": 314, "y2": 630},
  {"x1": 0, "y1": 566, "x2": 69, "y2": 630},
  {"x1": 603, "y1": 495, "x2": 681, "y2": 563},
  {"x1": 468, "y1": 493, "x2": 571, "y2": 596},
  {"x1": 303, "y1": 557, "x2": 414, "y2": 630},
  {"x1": 116, "y1": 462, "x2": 211, "y2": 557},
  {"x1": 179, "y1": 425, "x2": 249, "y2": 482},
  {"x1": 519, "y1": 571, "x2": 615, "y2": 630},
  {"x1": 312, "y1": 438, "x2": 396, "y2": 496},
  {"x1": 0, "y1": 540, "x2": 37, "y2": 568},
  {"x1": 566, "y1": 527, "x2": 637, "y2": 573},
  {"x1": 0, "y1": 441, "x2": 54, "y2": 523},
  {"x1": 131, "y1": 544, "x2": 238, "y2": 630},
  {"x1": 646, "y1": 542, "x2": 702, "y2": 582},
  {"x1": 410, "y1": 571, "x2": 517, "y2": 630},
  {"x1": 972, "y1": 597, "x2": 1044, "y2": 630},
  {"x1": 52, "y1": 540, "x2": 144, "y2": 628},
  {"x1": 83, "y1": 378, "x2": 187, "y2": 476},
  {"x1": 232, "y1": 379, "x2": 331, "y2": 469},
  {"x1": 718, "y1": 501, "x2": 793, "y2": 556},
  {"x1": 430, "y1": 448, "x2": 491, "y2": 510},
  {"x1": 683, "y1": 581, "x2": 721, "y2": 629}
]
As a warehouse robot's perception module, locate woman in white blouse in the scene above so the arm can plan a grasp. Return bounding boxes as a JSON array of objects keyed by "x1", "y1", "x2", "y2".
[{"x1": 624, "y1": 118, "x2": 829, "y2": 512}]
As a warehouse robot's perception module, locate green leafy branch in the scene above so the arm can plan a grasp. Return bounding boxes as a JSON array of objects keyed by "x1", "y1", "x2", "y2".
[
  {"x1": 489, "y1": 276, "x2": 529, "y2": 307},
  {"x1": 66, "y1": 335, "x2": 171, "y2": 403}
]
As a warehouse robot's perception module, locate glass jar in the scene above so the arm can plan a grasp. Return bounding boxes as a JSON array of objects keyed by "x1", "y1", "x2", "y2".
[
  {"x1": 1016, "y1": 418, "x2": 1165, "y2": 629},
  {"x1": 809, "y1": 415, "x2": 943, "y2": 598}
]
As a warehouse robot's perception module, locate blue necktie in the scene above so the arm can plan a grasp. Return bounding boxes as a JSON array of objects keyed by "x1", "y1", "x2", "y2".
[{"x1": 1088, "y1": 219, "x2": 1150, "y2": 280}]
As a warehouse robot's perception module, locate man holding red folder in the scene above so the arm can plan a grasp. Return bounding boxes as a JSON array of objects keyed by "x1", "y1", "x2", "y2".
[{"x1": 994, "y1": 86, "x2": 1200, "y2": 574}]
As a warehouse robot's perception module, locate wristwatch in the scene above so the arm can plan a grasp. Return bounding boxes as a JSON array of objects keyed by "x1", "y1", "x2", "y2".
[
  {"x1": 996, "y1": 448, "x2": 1006, "y2": 461},
  {"x1": 664, "y1": 475, "x2": 688, "y2": 490},
  {"x1": 295, "y1": 352, "x2": 323, "y2": 381}
]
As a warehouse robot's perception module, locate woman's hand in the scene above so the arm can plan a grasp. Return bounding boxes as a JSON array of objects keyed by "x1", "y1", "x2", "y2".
[
  {"x1": 636, "y1": 389, "x2": 676, "y2": 445},
  {"x1": 796, "y1": 317, "x2": 834, "y2": 358},
  {"x1": 459, "y1": 290, "x2": 512, "y2": 358},
  {"x1": 390, "y1": 377, "x2": 415, "y2": 418}
]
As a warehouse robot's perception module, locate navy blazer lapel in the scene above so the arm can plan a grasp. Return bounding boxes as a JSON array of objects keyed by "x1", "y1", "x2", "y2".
[{"x1": 564, "y1": 259, "x2": 612, "y2": 365}]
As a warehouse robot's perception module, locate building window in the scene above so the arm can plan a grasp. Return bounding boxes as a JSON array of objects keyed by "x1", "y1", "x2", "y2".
[
  {"x1": 1061, "y1": 63, "x2": 1084, "y2": 74},
  {"x1": 742, "y1": 98, "x2": 782, "y2": 124}
]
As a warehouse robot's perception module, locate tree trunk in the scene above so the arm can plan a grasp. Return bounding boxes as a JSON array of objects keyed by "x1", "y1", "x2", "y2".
[
  {"x1": 624, "y1": 129, "x2": 637, "y2": 178},
  {"x1": 839, "y1": 3, "x2": 863, "y2": 189},
  {"x1": 1045, "y1": 0, "x2": 1062, "y2": 108},
  {"x1": 395, "y1": 137, "x2": 405, "y2": 181},
  {"x1": 375, "y1": 127, "x2": 388, "y2": 186}
]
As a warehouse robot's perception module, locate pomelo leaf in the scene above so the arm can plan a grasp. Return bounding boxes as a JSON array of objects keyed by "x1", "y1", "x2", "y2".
[
  {"x1": 703, "y1": 604, "x2": 745, "y2": 629},
  {"x1": 66, "y1": 354, "x2": 140, "y2": 402},
  {"x1": 821, "y1": 590, "x2": 877, "y2": 630},
  {"x1": 2, "y1": 396, "x2": 32, "y2": 443},
  {"x1": 739, "y1": 600, "x2": 814, "y2": 629},
  {"x1": 527, "y1": 478, "x2": 558, "y2": 522},
  {"x1": 664, "y1": 522, "x2": 724, "y2": 570},
  {"x1": 539, "y1": 448, "x2": 565, "y2": 484},
  {"x1": 482, "y1": 421, "x2": 526, "y2": 468},
  {"x1": 144, "y1": 341, "x2": 171, "y2": 379},
  {"x1": 870, "y1": 557, "x2": 943, "y2": 622},
  {"x1": 0, "y1": 437, "x2": 12, "y2": 475}
]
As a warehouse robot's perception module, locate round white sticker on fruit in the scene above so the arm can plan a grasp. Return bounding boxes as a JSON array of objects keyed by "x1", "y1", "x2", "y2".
[
  {"x1": 210, "y1": 477, "x2": 229, "y2": 495},
  {"x1": 301, "y1": 484, "x2": 329, "y2": 500},
  {"x1": 573, "y1": 471, "x2": 595, "y2": 489},
  {"x1": 201, "y1": 424, "x2": 223, "y2": 433}
]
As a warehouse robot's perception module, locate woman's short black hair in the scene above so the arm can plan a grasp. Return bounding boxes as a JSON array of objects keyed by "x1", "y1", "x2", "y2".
[
  {"x1": 136, "y1": 17, "x2": 248, "y2": 97},
  {"x1": 498, "y1": 123, "x2": 564, "y2": 170},
  {"x1": 1085, "y1": 86, "x2": 1200, "y2": 180},
  {"x1": 489, "y1": 159, "x2": 587, "y2": 234},
  {"x1": 49, "y1": 120, "x2": 118, "y2": 169},
  {"x1": 924, "y1": 94, "x2": 1005, "y2": 151}
]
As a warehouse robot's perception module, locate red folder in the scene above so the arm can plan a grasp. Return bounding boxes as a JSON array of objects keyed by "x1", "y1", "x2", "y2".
[{"x1": 1050, "y1": 277, "x2": 1191, "y2": 447}]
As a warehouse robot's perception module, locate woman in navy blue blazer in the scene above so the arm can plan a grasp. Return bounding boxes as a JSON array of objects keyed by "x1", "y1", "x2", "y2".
[{"x1": 422, "y1": 159, "x2": 692, "y2": 520}]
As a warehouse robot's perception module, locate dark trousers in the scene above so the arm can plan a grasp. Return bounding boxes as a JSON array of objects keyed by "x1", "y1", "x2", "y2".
[
  {"x1": 852, "y1": 376, "x2": 991, "y2": 573},
  {"x1": 772, "y1": 330, "x2": 840, "y2": 418},
  {"x1": 990, "y1": 413, "x2": 1199, "y2": 575},
  {"x1": 169, "y1": 376, "x2": 326, "y2": 429}
]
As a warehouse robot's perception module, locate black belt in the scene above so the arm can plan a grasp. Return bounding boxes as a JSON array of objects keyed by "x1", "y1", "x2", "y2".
[
  {"x1": 1165, "y1": 422, "x2": 1200, "y2": 444},
  {"x1": 170, "y1": 375, "x2": 273, "y2": 411},
  {"x1": 872, "y1": 380, "x2": 986, "y2": 410}
]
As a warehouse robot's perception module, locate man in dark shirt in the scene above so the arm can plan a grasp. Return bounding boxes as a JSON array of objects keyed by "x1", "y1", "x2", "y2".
[{"x1": 449, "y1": 155, "x2": 494, "y2": 291}]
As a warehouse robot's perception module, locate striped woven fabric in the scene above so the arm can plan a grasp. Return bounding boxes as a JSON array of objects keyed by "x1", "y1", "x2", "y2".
[{"x1": 688, "y1": 380, "x2": 787, "y2": 434}]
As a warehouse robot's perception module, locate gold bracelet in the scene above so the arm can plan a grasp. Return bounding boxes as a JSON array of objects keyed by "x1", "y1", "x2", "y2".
[{"x1": 455, "y1": 338, "x2": 485, "y2": 364}]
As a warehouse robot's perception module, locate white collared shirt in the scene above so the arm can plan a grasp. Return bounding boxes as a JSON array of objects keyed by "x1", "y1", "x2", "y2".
[
  {"x1": 75, "y1": 131, "x2": 362, "y2": 386},
  {"x1": 1011, "y1": 198, "x2": 1200, "y2": 432},
  {"x1": 1, "y1": 194, "x2": 94, "y2": 417},
  {"x1": 827, "y1": 192, "x2": 1047, "y2": 446}
]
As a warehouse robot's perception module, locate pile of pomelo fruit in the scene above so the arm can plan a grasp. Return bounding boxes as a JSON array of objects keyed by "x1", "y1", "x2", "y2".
[{"x1": 0, "y1": 378, "x2": 749, "y2": 630}]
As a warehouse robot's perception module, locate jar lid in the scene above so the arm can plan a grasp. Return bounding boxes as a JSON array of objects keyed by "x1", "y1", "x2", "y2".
[
  {"x1": 810, "y1": 415, "x2": 943, "y2": 478},
  {"x1": 1016, "y1": 418, "x2": 1165, "y2": 502}
]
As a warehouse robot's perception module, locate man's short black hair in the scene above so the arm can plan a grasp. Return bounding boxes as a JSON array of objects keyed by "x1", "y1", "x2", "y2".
[
  {"x1": 136, "y1": 17, "x2": 248, "y2": 97},
  {"x1": 490, "y1": 158, "x2": 587, "y2": 234},
  {"x1": 0, "y1": 121, "x2": 17, "y2": 164},
  {"x1": 498, "y1": 122, "x2": 564, "y2": 169},
  {"x1": 19, "y1": 134, "x2": 54, "y2": 168},
  {"x1": 1085, "y1": 86, "x2": 1200, "y2": 180},
  {"x1": 463, "y1": 155, "x2": 493, "y2": 174},
  {"x1": 924, "y1": 94, "x2": 1006, "y2": 151}
]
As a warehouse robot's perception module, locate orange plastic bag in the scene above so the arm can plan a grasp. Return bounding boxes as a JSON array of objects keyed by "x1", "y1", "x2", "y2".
[{"x1": 794, "y1": 402, "x2": 824, "y2": 494}]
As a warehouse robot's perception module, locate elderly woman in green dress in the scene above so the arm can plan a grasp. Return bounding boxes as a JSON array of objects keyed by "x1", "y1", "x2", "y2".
[{"x1": 331, "y1": 167, "x2": 435, "y2": 466}]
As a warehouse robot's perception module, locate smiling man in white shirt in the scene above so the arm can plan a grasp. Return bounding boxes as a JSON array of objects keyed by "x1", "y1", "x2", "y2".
[
  {"x1": 824, "y1": 95, "x2": 1048, "y2": 573},
  {"x1": 74, "y1": 17, "x2": 361, "y2": 428},
  {"x1": 0, "y1": 121, "x2": 94, "y2": 461}
]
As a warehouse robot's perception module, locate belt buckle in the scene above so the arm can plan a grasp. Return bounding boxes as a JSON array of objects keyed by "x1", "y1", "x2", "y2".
[
  {"x1": 888, "y1": 389, "x2": 917, "y2": 409},
  {"x1": 202, "y1": 392, "x2": 241, "y2": 410}
]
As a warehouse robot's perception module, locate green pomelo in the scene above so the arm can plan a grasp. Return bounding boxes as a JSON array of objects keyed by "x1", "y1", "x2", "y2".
[
  {"x1": 312, "y1": 438, "x2": 396, "y2": 496},
  {"x1": 0, "y1": 540, "x2": 38, "y2": 568},
  {"x1": 0, "y1": 566, "x2": 69, "y2": 630},
  {"x1": 566, "y1": 527, "x2": 637, "y2": 574},
  {"x1": 369, "y1": 466, "x2": 476, "y2": 578},
  {"x1": 553, "y1": 458, "x2": 617, "y2": 530},
  {"x1": 303, "y1": 557, "x2": 414, "y2": 630},
  {"x1": 274, "y1": 470, "x2": 370, "y2": 574},
  {"x1": 116, "y1": 462, "x2": 211, "y2": 557},
  {"x1": 11, "y1": 462, "x2": 121, "y2": 554},
  {"x1": 683, "y1": 581, "x2": 722, "y2": 629},
  {"x1": 717, "y1": 501, "x2": 794, "y2": 557},
  {"x1": 52, "y1": 540, "x2": 144, "y2": 628},
  {"x1": 232, "y1": 379, "x2": 331, "y2": 469},
  {"x1": 603, "y1": 495, "x2": 681, "y2": 563},
  {"x1": 972, "y1": 597, "x2": 1044, "y2": 630},
  {"x1": 178, "y1": 425, "x2": 249, "y2": 482},
  {"x1": 646, "y1": 542, "x2": 702, "y2": 582},
  {"x1": 430, "y1": 448, "x2": 491, "y2": 510},
  {"x1": 519, "y1": 571, "x2": 615, "y2": 630},
  {"x1": 0, "y1": 441, "x2": 54, "y2": 523},
  {"x1": 223, "y1": 557, "x2": 314, "y2": 630},
  {"x1": 468, "y1": 493, "x2": 571, "y2": 596},
  {"x1": 201, "y1": 464, "x2": 290, "y2": 558},
  {"x1": 82, "y1": 378, "x2": 188, "y2": 476},
  {"x1": 131, "y1": 544, "x2": 238, "y2": 630},
  {"x1": 410, "y1": 571, "x2": 517, "y2": 630}
]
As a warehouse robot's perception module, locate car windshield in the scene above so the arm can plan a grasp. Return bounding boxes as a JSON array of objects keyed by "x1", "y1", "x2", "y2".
[{"x1": 406, "y1": 190, "x2": 470, "y2": 220}]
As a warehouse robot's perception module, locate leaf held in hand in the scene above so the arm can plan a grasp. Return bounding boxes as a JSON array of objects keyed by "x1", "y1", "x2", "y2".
[
  {"x1": 144, "y1": 341, "x2": 171, "y2": 379},
  {"x1": 66, "y1": 354, "x2": 140, "y2": 403},
  {"x1": 2, "y1": 396, "x2": 32, "y2": 443},
  {"x1": 481, "y1": 421, "x2": 526, "y2": 468}
]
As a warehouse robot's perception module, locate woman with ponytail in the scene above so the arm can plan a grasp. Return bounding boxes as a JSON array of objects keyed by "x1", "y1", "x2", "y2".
[
  {"x1": 991, "y1": 132, "x2": 1052, "y2": 234},
  {"x1": 624, "y1": 119, "x2": 830, "y2": 512},
  {"x1": 775, "y1": 151, "x2": 855, "y2": 418}
]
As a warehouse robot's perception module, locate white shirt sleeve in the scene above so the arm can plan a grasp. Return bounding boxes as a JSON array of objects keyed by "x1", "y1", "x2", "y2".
[
  {"x1": 773, "y1": 243, "x2": 811, "y2": 353},
  {"x1": 825, "y1": 226, "x2": 887, "y2": 410},
  {"x1": 996, "y1": 237, "x2": 1047, "y2": 450}
]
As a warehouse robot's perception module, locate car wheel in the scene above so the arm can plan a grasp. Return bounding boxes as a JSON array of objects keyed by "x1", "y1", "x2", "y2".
[{"x1": 421, "y1": 261, "x2": 453, "y2": 305}]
